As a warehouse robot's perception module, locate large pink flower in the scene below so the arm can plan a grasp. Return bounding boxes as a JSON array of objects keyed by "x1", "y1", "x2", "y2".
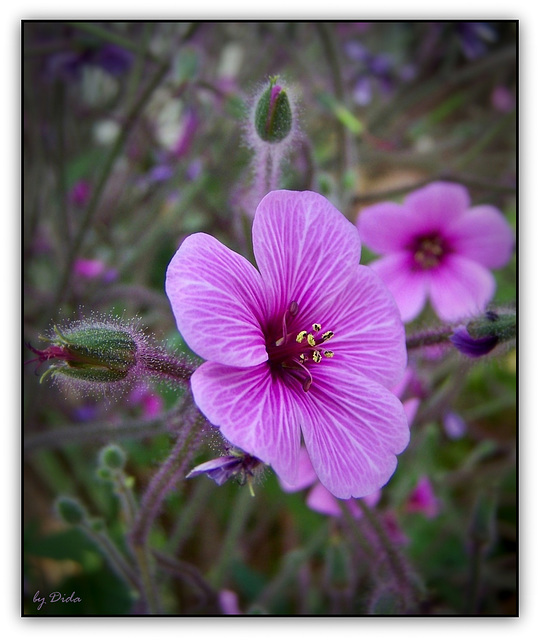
[
  {"x1": 166, "y1": 190, "x2": 409, "y2": 499},
  {"x1": 357, "y1": 182, "x2": 514, "y2": 322}
]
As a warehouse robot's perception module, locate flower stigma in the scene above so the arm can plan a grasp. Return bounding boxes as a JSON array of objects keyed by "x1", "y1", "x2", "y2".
[
  {"x1": 266, "y1": 301, "x2": 335, "y2": 392},
  {"x1": 411, "y1": 234, "x2": 447, "y2": 270}
]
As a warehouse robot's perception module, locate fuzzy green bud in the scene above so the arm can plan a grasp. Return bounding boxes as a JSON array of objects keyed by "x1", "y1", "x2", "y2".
[
  {"x1": 467, "y1": 311, "x2": 516, "y2": 343},
  {"x1": 55, "y1": 496, "x2": 87, "y2": 525},
  {"x1": 30, "y1": 324, "x2": 138, "y2": 384},
  {"x1": 98, "y1": 444, "x2": 127, "y2": 471},
  {"x1": 254, "y1": 77, "x2": 292, "y2": 143}
]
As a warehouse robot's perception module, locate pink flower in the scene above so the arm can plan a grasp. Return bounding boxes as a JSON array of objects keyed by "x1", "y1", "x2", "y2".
[
  {"x1": 357, "y1": 182, "x2": 514, "y2": 322},
  {"x1": 166, "y1": 190, "x2": 409, "y2": 499},
  {"x1": 406, "y1": 476, "x2": 439, "y2": 519},
  {"x1": 218, "y1": 590, "x2": 241, "y2": 615},
  {"x1": 73, "y1": 258, "x2": 106, "y2": 279},
  {"x1": 69, "y1": 179, "x2": 92, "y2": 207}
]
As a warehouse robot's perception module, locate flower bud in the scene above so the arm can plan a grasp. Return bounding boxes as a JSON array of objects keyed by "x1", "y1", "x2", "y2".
[
  {"x1": 98, "y1": 444, "x2": 127, "y2": 471},
  {"x1": 254, "y1": 76, "x2": 293, "y2": 143},
  {"x1": 450, "y1": 310, "x2": 516, "y2": 358},
  {"x1": 55, "y1": 496, "x2": 87, "y2": 525},
  {"x1": 27, "y1": 324, "x2": 137, "y2": 383}
]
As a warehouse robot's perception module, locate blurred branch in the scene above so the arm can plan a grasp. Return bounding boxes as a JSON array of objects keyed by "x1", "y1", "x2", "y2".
[{"x1": 24, "y1": 400, "x2": 187, "y2": 453}]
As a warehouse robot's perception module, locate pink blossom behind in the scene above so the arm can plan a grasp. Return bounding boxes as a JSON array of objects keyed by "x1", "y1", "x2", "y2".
[{"x1": 357, "y1": 182, "x2": 514, "y2": 323}]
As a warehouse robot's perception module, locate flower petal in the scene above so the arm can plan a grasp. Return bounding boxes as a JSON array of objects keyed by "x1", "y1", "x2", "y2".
[
  {"x1": 296, "y1": 364, "x2": 410, "y2": 499},
  {"x1": 306, "y1": 482, "x2": 342, "y2": 517},
  {"x1": 252, "y1": 190, "x2": 361, "y2": 322},
  {"x1": 279, "y1": 446, "x2": 318, "y2": 492},
  {"x1": 318, "y1": 264, "x2": 407, "y2": 388},
  {"x1": 165, "y1": 233, "x2": 268, "y2": 367},
  {"x1": 428, "y1": 255, "x2": 496, "y2": 321},
  {"x1": 190, "y1": 361, "x2": 301, "y2": 483},
  {"x1": 368, "y1": 253, "x2": 428, "y2": 323},
  {"x1": 404, "y1": 181, "x2": 470, "y2": 233},
  {"x1": 357, "y1": 202, "x2": 417, "y2": 253},
  {"x1": 446, "y1": 204, "x2": 514, "y2": 268}
]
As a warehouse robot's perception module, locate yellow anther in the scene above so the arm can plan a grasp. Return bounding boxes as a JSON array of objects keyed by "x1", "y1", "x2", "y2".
[
  {"x1": 312, "y1": 323, "x2": 322, "y2": 332},
  {"x1": 307, "y1": 333, "x2": 316, "y2": 347},
  {"x1": 312, "y1": 350, "x2": 322, "y2": 363},
  {"x1": 296, "y1": 331, "x2": 307, "y2": 343},
  {"x1": 321, "y1": 331, "x2": 334, "y2": 342},
  {"x1": 323, "y1": 350, "x2": 334, "y2": 358},
  {"x1": 299, "y1": 353, "x2": 307, "y2": 362}
]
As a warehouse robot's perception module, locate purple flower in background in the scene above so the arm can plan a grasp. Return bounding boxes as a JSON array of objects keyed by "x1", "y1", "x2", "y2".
[
  {"x1": 69, "y1": 179, "x2": 92, "y2": 207},
  {"x1": 45, "y1": 43, "x2": 133, "y2": 81},
  {"x1": 173, "y1": 108, "x2": 199, "y2": 159},
  {"x1": 73, "y1": 258, "x2": 118, "y2": 283},
  {"x1": 166, "y1": 190, "x2": 409, "y2": 499},
  {"x1": 491, "y1": 85, "x2": 515, "y2": 113},
  {"x1": 73, "y1": 258, "x2": 106, "y2": 279},
  {"x1": 344, "y1": 41, "x2": 414, "y2": 106},
  {"x1": 443, "y1": 411, "x2": 467, "y2": 440},
  {"x1": 405, "y1": 476, "x2": 439, "y2": 519},
  {"x1": 456, "y1": 22, "x2": 497, "y2": 60},
  {"x1": 357, "y1": 182, "x2": 514, "y2": 323}
]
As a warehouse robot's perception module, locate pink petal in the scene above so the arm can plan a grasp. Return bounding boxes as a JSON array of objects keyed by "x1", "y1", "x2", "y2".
[
  {"x1": 165, "y1": 233, "x2": 268, "y2": 367},
  {"x1": 403, "y1": 397, "x2": 420, "y2": 427},
  {"x1": 318, "y1": 264, "x2": 407, "y2": 388},
  {"x1": 428, "y1": 255, "x2": 496, "y2": 322},
  {"x1": 296, "y1": 364, "x2": 410, "y2": 499},
  {"x1": 252, "y1": 190, "x2": 361, "y2": 322},
  {"x1": 357, "y1": 202, "x2": 417, "y2": 253},
  {"x1": 368, "y1": 253, "x2": 428, "y2": 323},
  {"x1": 404, "y1": 181, "x2": 470, "y2": 234},
  {"x1": 279, "y1": 446, "x2": 318, "y2": 492},
  {"x1": 190, "y1": 361, "x2": 301, "y2": 483},
  {"x1": 446, "y1": 204, "x2": 514, "y2": 268},
  {"x1": 306, "y1": 482, "x2": 342, "y2": 516}
]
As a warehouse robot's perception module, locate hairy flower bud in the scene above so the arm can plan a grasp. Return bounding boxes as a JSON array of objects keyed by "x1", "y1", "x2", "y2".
[
  {"x1": 55, "y1": 496, "x2": 87, "y2": 525},
  {"x1": 254, "y1": 76, "x2": 293, "y2": 143},
  {"x1": 98, "y1": 444, "x2": 127, "y2": 471},
  {"x1": 25, "y1": 313, "x2": 196, "y2": 395},
  {"x1": 450, "y1": 310, "x2": 516, "y2": 358},
  {"x1": 27, "y1": 323, "x2": 137, "y2": 383}
]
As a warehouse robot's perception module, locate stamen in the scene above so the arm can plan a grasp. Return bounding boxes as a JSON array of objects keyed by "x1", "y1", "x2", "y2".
[
  {"x1": 321, "y1": 331, "x2": 334, "y2": 342},
  {"x1": 323, "y1": 350, "x2": 334, "y2": 358},
  {"x1": 307, "y1": 334, "x2": 316, "y2": 347},
  {"x1": 312, "y1": 323, "x2": 322, "y2": 332},
  {"x1": 291, "y1": 357, "x2": 313, "y2": 392},
  {"x1": 312, "y1": 350, "x2": 322, "y2": 363},
  {"x1": 296, "y1": 331, "x2": 307, "y2": 343}
]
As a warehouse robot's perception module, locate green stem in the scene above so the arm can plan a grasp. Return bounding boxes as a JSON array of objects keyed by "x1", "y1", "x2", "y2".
[
  {"x1": 80, "y1": 522, "x2": 140, "y2": 590},
  {"x1": 24, "y1": 400, "x2": 187, "y2": 452},
  {"x1": 207, "y1": 487, "x2": 254, "y2": 589},
  {"x1": 132, "y1": 544, "x2": 161, "y2": 613},
  {"x1": 252, "y1": 522, "x2": 330, "y2": 611},
  {"x1": 406, "y1": 326, "x2": 454, "y2": 350},
  {"x1": 354, "y1": 500, "x2": 412, "y2": 596}
]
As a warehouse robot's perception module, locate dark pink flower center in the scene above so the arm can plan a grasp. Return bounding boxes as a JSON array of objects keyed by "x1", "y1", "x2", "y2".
[
  {"x1": 411, "y1": 234, "x2": 447, "y2": 270},
  {"x1": 266, "y1": 301, "x2": 335, "y2": 392}
]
